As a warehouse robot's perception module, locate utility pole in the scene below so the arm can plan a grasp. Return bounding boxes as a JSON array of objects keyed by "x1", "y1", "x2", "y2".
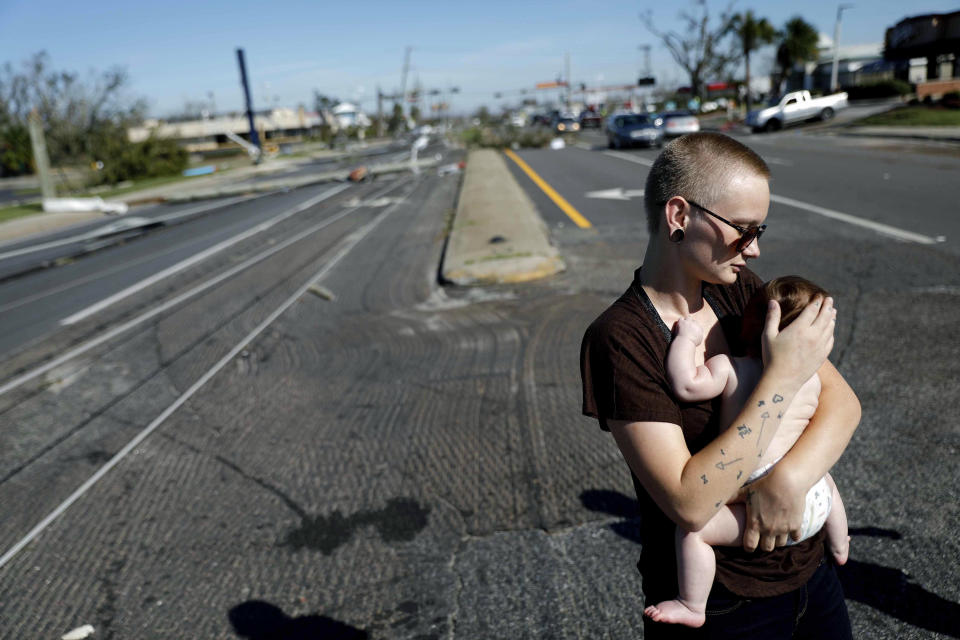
[
  {"x1": 27, "y1": 109, "x2": 55, "y2": 201},
  {"x1": 376, "y1": 86, "x2": 384, "y2": 137},
  {"x1": 399, "y1": 46, "x2": 412, "y2": 118},
  {"x1": 565, "y1": 52, "x2": 571, "y2": 111},
  {"x1": 830, "y1": 4, "x2": 854, "y2": 92},
  {"x1": 236, "y1": 47, "x2": 262, "y2": 162},
  {"x1": 639, "y1": 44, "x2": 652, "y2": 110}
]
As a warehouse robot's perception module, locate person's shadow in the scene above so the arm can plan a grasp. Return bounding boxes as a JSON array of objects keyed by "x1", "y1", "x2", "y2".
[
  {"x1": 229, "y1": 600, "x2": 368, "y2": 639},
  {"x1": 581, "y1": 489, "x2": 960, "y2": 638}
]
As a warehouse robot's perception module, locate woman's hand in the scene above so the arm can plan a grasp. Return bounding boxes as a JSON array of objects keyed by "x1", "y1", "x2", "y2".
[
  {"x1": 762, "y1": 297, "x2": 836, "y2": 386},
  {"x1": 741, "y1": 464, "x2": 805, "y2": 552}
]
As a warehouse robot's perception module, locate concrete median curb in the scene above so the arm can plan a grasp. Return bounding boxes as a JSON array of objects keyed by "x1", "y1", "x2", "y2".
[{"x1": 441, "y1": 149, "x2": 564, "y2": 286}]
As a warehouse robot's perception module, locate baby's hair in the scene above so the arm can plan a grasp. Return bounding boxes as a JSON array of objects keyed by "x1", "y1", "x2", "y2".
[{"x1": 741, "y1": 276, "x2": 830, "y2": 358}]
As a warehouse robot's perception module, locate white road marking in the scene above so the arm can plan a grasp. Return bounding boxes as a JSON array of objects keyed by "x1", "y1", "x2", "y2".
[
  {"x1": 0, "y1": 196, "x2": 255, "y2": 260},
  {"x1": 763, "y1": 156, "x2": 793, "y2": 166},
  {"x1": 598, "y1": 149, "x2": 945, "y2": 245},
  {"x1": 60, "y1": 185, "x2": 350, "y2": 326},
  {"x1": 0, "y1": 187, "x2": 411, "y2": 571},
  {"x1": 601, "y1": 151, "x2": 654, "y2": 166},
  {"x1": 0, "y1": 181, "x2": 403, "y2": 398},
  {"x1": 770, "y1": 194, "x2": 945, "y2": 245},
  {"x1": 585, "y1": 188, "x2": 645, "y2": 200}
]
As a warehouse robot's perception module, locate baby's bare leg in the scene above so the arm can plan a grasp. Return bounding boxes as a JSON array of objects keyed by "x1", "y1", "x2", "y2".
[
  {"x1": 823, "y1": 473, "x2": 849, "y2": 565},
  {"x1": 644, "y1": 505, "x2": 746, "y2": 628}
]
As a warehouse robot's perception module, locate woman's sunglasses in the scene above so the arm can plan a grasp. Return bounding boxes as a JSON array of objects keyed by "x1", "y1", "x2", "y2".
[{"x1": 686, "y1": 199, "x2": 766, "y2": 252}]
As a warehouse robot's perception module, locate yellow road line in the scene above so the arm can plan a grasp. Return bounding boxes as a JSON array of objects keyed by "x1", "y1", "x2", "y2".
[{"x1": 503, "y1": 149, "x2": 592, "y2": 229}]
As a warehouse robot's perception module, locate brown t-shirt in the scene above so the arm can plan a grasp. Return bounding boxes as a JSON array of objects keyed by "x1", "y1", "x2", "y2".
[{"x1": 580, "y1": 267, "x2": 825, "y2": 599}]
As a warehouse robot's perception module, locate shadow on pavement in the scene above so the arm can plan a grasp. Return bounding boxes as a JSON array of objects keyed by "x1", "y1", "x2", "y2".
[
  {"x1": 582, "y1": 489, "x2": 960, "y2": 638},
  {"x1": 229, "y1": 600, "x2": 368, "y2": 639}
]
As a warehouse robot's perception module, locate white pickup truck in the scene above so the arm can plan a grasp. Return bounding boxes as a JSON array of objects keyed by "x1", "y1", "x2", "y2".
[{"x1": 745, "y1": 90, "x2": 849, "y2": 133}]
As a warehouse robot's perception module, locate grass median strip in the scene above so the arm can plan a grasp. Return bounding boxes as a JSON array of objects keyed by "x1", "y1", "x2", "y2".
[{"x1": 503, "y1": 148, "x2": 592, "y2": 229}]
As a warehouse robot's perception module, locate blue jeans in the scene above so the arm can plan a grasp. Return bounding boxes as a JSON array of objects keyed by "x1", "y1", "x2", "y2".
[{"x1": 643, "y1": 561, "x2": 852, "y2": 639}]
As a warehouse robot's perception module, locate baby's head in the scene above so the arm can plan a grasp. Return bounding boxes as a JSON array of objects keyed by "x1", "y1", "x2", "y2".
[{"x1": 741, "y1": 276, "x2": 830, "y2": 358}]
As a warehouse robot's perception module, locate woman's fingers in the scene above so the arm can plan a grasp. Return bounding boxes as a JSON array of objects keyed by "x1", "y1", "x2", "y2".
[{"x1": 742, "y1": 524, "x2": 760, "y2": 553}]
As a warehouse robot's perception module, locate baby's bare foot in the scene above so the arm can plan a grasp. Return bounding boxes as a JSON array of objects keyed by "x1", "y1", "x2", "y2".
[
  {"x1": 644, "y1": 599, "x2": 706, "y2": 628},
  {"x1": 830, "y1": 535, "x2": 850, "y2": 566}
]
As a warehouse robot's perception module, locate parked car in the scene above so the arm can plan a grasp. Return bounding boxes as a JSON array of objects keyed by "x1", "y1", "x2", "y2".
[
  {"x1": 606, "y1": 113, "x2": 663, "y2": 149},
  {"x1": 653, "y1": 110, "x2": 701, "y2": 138},
  {"x1": 579, "y1": 109, "x2": 603, "y2": 129},
  {"x1": 745, "y1": 90, "x2": 849, "y2": 133},
  {"x1": 554, "y1": 115, "x2": 580, "y2": 133}
]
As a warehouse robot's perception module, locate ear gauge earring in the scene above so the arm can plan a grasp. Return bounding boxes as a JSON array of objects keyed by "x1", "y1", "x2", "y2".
[{"x1": 670, "y1": 229, "x2": 685, "y2": 243}]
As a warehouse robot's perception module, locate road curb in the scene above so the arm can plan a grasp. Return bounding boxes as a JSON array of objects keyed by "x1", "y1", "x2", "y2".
[
  {"x1": 0, "y1": 158, "x2": 439, "y2": 247},
  {"x1": 441, "y1": 149, "x2": 564, "y2": 286}
]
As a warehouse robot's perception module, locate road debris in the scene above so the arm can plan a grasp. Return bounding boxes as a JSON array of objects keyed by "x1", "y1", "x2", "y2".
[{"x1": 62, "y1": 625, "x2": 95, "y2": 640}]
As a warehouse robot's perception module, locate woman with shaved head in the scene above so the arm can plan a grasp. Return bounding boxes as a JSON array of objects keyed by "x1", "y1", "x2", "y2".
[{"x1": 581, "y1": 133, "x2": 858, "y2": 639}]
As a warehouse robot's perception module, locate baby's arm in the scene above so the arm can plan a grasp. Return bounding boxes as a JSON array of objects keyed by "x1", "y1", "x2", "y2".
[{"x1": 666, "y1": 317, "x2": 736, "y2": 402}]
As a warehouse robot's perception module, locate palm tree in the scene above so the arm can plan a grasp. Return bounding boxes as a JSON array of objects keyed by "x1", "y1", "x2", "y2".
[
  {"x1": 731, "y1": 10, "x2": 778, "y2": 111},
  {"x1": 775, "y1": 17, "x2": 820, "y2": 95}
]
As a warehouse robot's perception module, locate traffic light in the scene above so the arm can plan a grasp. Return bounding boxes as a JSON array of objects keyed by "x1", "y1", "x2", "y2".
[{"x1": 638, "y1": 77, "x2": 656, "y2": 86}]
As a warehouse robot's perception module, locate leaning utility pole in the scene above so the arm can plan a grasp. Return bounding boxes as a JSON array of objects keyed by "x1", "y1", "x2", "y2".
[
  {"x1": 236, "y1": 47, "x2": 262, "y2": 161},
  {"x1": 399, "y1": 46, "x2": 412, "y2": 117},
  {"x1": 376, "y1": 86, "x2": 385, "y2": 137},
  {"x1": 27, "y1": 109, "x2": 55, "y2": 201}
]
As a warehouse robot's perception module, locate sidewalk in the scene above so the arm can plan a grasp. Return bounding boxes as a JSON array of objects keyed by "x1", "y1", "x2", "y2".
[
  {"x1": 0, "y1": 140, "x2": 424, "y2": 248},
  {"x1": 831, "y1": 125, "x2": 960, "y2": 142}
]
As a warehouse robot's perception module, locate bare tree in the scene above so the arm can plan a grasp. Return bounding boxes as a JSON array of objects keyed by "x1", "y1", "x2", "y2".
[
  {"x1": 641, "y1": 1, "x2": 738, "y2": 104},
  {"x1": 0, "y1": 51, "x2": 146, "y2": 166}
]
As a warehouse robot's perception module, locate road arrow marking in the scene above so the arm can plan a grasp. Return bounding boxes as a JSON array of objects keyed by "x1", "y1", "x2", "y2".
[{"x1": 585, "y1": 188, "x2": 645, "y2": 200}]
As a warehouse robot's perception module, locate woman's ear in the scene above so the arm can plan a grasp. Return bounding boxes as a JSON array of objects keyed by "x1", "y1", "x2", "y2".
[{"x1": 664, "y1": 196, "x2": 688, "y2": 236}]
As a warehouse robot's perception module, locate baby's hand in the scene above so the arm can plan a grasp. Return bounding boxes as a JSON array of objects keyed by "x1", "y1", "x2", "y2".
[{"x1": 673, "y1": 316, "x2": 704, "y2": 345}]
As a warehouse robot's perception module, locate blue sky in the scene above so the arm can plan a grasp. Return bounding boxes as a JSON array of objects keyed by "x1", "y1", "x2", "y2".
[{"x1": 1, "y1": 0, "x2": 955, "y2": 116}]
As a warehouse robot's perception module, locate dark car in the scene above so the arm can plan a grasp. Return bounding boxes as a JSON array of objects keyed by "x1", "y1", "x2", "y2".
[
  {"x1": 606, "y1": 113, "x2": 663, "y2": 149},
  {"x1": 554, "y1": 115, "x2": 580, "y2": 134},
  {"x1": 579, "y1": 108, "x2": 603, "y2": 129}
]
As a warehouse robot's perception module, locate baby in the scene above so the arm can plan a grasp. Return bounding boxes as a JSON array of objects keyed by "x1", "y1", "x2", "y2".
[{"x1": 645, "y1": 276, "x2": 850, "y2": 628}]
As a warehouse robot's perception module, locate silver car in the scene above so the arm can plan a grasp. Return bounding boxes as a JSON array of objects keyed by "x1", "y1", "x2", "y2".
[{"x1": 654, "y1": 111, "x2": 701, "y2": 138}]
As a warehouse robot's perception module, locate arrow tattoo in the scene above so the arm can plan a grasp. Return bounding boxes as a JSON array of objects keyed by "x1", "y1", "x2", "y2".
[{"x1": 715, "y1": 457, "x2": 743, "y2": 470}]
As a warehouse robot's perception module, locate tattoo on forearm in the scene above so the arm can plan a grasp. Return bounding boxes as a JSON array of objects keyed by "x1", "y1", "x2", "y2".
[
  {"x1": 777, "y1": 411, "x2": 783, "y2": 420},
  {"x1": 757, "y1": 411, "x2": 770, "y2": 445},
  {"x1": 757, "y1": 399, "x2": 765, "y2": 407},
  {"x1": 737, "y1": 424, "x2": 752, "y2": 438},
  {"x1": 715, "y1": 458, "x2": 743, "y2": 470},
  {"x1": 772, "y1": 393, "x2": 784, "y2": 403},
  {"x1": 737, "y1": 470, "x2": 743, "y2": 481},
  {"x1": 701, "y1": 474, "x2": 709, "y2": 484}
]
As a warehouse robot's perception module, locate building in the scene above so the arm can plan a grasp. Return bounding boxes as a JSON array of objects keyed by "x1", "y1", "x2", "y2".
[
  {"x1": 127, "y1": 107, "x2": 332, "y2": 153},
  {"x1": 884, "y1": 11, "x2": 960, "y2": 98}
]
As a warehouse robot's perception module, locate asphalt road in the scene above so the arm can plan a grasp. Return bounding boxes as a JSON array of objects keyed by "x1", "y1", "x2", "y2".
[{"x1": 1, "y1": 131, "x2": 959, "y2": 639}]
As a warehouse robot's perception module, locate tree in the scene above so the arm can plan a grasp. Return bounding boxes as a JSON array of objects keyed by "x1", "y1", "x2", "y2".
[
  {"x1": 0, "y1": 52, "x2": 186, "y2": 182},
  {"x1": 731, "y1": 10, "x2": 777, "y2": 111},
  {"x1": 775, "y1": 17, "x2": 820, "y2": 95},
  {"x1": 642, "y1": 2, "x2": 738, "y2": 103},
  {"x1": 387, "y1": 103, "x2": 405, "y2": 134}
]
